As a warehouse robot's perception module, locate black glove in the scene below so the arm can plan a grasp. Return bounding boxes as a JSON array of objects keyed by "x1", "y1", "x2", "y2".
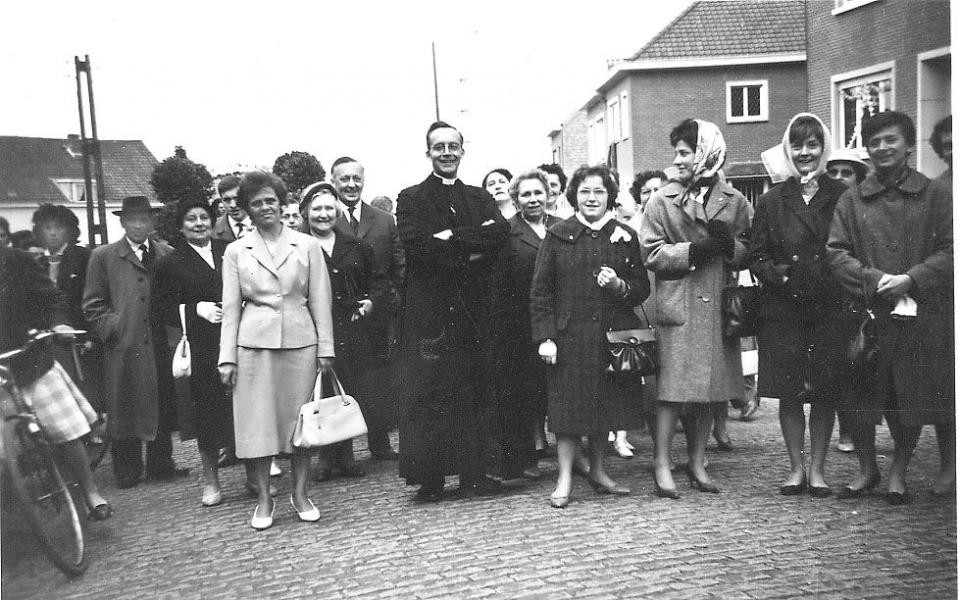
[
  {"x1": 705, "y1": 220, "x2": 734, "y2": 258},
  {"x1": 689, "y1": 237, "x2": 725, "y2": 267}
]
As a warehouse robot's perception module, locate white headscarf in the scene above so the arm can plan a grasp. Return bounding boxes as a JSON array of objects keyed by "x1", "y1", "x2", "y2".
[
  {"x1": 761, "y1": 113, "x2": 833, "y2": 186},
  {"x1": 686, "y1": 119, "x2": 727, "y2": 184}
]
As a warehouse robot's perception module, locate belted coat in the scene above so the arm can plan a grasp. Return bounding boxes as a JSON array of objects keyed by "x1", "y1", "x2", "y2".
[{"x1": 640, "y1": 180, "x2": 752, "y2": 403}]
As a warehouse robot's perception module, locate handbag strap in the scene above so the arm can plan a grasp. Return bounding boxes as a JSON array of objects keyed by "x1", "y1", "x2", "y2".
[
  {"x1": 638, "y1": 303, "x2": 653, "y2": 330},
  {"x1": 178, "y1": 304, "x2": 188, "y2": 339},
  {"x1": 312, "y1": 369, "x2": 349, "y2": 405}
]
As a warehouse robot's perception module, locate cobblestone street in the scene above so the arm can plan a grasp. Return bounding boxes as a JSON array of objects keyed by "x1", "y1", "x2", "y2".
[{"x1": 3, "y1": 400, "x2": 956, "y2": 600}]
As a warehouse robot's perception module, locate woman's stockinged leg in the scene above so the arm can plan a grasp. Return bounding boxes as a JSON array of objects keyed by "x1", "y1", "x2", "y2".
[
  {"x1": 654, "y1": 403, "x2": 680, "y2": 490},
  {"x1": 199, "y1": 447, "x2": 220, "y2": 497},
  {"x1": 250, "y1": 456, "x2": 272, "y2": 514},
  {"x1": 688, "y1": 404, "x2": 714, "y2": 484},
  {"x1": 291, "y1": 452, "x2": 314, "y2": 511},
  {"x1": 779, "y1": 398, "x2": 807, "y2": 487},
  {"x1": 933, "y1": 421, "x2": 956, "y2": 494},
  {"x1": 58, "y1": 438, "x2": 108, "y2": 508},
  {"x1": 808, "y1": 401, "x2": 835, "y2": 488},
  {"x1": 586, "y1": 434, "x2": 617, "y2": 488},
  {"x1": 846, "y1": 420, "x2": 879, "y2": 490},
  {"x1": 552, "y1": 435, "x2": 577, "y2": 499},
  {"x1": 885, "y1": 411, "x2": 922, "y2": 496}
]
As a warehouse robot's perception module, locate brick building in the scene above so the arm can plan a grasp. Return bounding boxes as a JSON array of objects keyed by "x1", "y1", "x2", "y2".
[
  {"x1": 806, "y1": 0, "x2": 951, "y2": 177},
  {"x1": 548, "y1": 1, "x2": 808, "y2": 203},
  {"x1": 548, "y1": 109, "x2": 589, "y2": 176},
  {"x1": 0, "y1": 135, "x2": 160, "y2": 243}
]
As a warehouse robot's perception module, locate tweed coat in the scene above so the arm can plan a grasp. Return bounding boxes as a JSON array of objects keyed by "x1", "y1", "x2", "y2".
[
  {"x1": 826, "y1": 169, "x2": 954, "y2": 425},
  {"x1": 529, "y1": 216, "x2": 650, "y2": 434},
  {"x1": 394, "y1": 174, "x2": 509, "y2": 482},
  {"x1": 211, "y1": 215, "x2": 239, "y2": 242},
  {"x1": 82, "y1": 237, "x2": 173, "y2": 440},
  {"x1": 749, "y1": 175, "x2": 848, "y2": 400},
  {"x1": 640, "y1": 180, "x2": 752, "y2": 404}
]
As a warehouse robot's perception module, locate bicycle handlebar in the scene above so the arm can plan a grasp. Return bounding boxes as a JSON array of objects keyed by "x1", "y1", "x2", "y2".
[{"x1": 0, "y1": 329, "x2": 87, "y2": 363}]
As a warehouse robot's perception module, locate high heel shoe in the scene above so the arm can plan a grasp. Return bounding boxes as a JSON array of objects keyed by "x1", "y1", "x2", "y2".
[
  {"x1": 613, "y1": 437, "x2": 634, "y2": 459},
  {"x1": 652, "y1": 471, "x2": 680, "y2": 500},
  {"x1": 290, "y1": 495, "x2": 320, "y2": 522},
  {"x1": 587, "y1": 477, "x2": 630, "y2": 496},
  {"x1": 780, "y1": 472, "x2": 808, "y2": 496},
  {"x1": 86, "y1": 501, "x2": 115, "y2": 521},
  {"x1": 250, "y1": 500, "x2": 275, "y2": 530},
  {"x1": 549, "y1": 493, "x2": 570, "y2": 509},
  {"x1": 685, "y1": 466, "x2": 720, "y2": 493},
  {"x1": 713, "y1": 433, "x2": 734, "y2": 452},
  {"x1": 885, "y1": 487, "x2": 911, "y2": 506},
  {"x1": 836, "y1": 473, "x2": 881, "y2": 499}
]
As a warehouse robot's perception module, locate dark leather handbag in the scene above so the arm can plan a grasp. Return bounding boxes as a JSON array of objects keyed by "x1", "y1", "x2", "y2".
[
  {"x1": 605, "y1": 305, "x2": 658, "y2": 376},
  {"x1": 721, "y1": 277, "x2": 762, "y2": 338},
  {"x1": 845, "y1": 305, "x2": 878, "y2": 374}
]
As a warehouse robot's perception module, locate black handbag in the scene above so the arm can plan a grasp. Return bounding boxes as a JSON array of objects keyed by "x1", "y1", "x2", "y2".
[
  {"x1": 605, "y1": 305, "x2": 658, "y2": 376},
  {"x1": 721, "y1": 275, "x2": 762, "y2": 338}
]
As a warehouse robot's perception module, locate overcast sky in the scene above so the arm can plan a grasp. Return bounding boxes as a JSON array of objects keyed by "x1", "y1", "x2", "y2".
[{"x1": 4, "y1": 1, "x2": 691, "y2": 199}]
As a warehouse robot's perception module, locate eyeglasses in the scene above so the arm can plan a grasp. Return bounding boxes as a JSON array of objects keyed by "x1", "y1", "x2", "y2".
[
  {"x1": 577, "y1": 188, "x2": 608, "y2": 198},
  {"x1": 430, "y1": 142, "x2": 462, "y2": 153},
  {"x1": 827, "y1": 167, "x2": 856, "y2": 179}
]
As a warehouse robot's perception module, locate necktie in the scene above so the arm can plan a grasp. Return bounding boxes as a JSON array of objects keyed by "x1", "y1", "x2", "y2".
[
  {"x1": 140, "y1": 244, "x2": 154, "y2": 268},
  {"x1": 348, "y1": 207, "x2": 358, "y2": 234},
  {"x1": 235, "y1": 222, "x2": 248, "y2": 238}
]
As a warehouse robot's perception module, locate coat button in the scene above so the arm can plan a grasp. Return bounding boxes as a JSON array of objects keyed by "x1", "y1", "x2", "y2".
[
  {"x1": 791, "y1": 255, "x2": 799, "y2": 262},
  {"x1": 591, "y1": 231, "x2": 599, "y2": 239},
  {"x1": 690, "y1": 265, "x2": 696, "y2": 272},
  {"x1": 702, "y1": 295, "x2": 711, "y2": 302}
]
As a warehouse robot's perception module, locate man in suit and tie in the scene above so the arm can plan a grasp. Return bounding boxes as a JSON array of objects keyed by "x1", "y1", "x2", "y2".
[
  {"x1": 212, "y1": 175, "x2": 252, "y2": 242},
  {"x1": 83, "y1": 196, "x2": 188, "y2": 488},
  {"x1": 331, "y1": 156, "x2": 405, "y2": 460}
]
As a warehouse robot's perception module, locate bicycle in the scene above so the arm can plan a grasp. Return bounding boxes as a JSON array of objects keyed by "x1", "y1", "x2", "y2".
[{"x1": 1, "y1": 329, "x2": 87, "y2": 576}]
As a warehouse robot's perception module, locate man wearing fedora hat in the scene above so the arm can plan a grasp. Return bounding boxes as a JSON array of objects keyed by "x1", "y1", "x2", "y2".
[{"x1": 83, "y1": 196, "x2": 188, "y2": 488}]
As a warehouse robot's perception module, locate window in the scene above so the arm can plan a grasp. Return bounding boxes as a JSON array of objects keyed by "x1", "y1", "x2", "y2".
[
  {"x1": 588, "y1": 115, "x2": 606, "y2": 165},
  {"x1": 607, "y1": 98, "x2": 621, "y2": 143},
  {"x1": 53, "y1": 179, "x2": 97, "y2": 203},
  {"x1": 832, "y1": 0, "x2": 880, "y2": 16},
  {"x1": 726, "y1": 80, "x2": 768, "y2": 123},
  {"x1": 832, "y1": 65, "x2": 893, "y2": 149},
  {"x1": 620, "y1": 92, "x2": 630, "y2": 140}
]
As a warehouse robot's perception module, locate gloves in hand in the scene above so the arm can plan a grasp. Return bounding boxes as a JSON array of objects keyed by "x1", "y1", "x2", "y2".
[
  {"x1": 705, "y1": 220, "x2": 734, "y2": 258},
  {"x1": 689, "y1": 238, "x2": 725, "y2": 266},
  {"x1": 196, "y1": 301, "x2": 222, "y2": 324}
]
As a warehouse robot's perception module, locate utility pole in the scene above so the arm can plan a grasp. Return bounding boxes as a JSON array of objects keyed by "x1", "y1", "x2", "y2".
[
  {"x1": 75, "y1": 55, "x2": 109, "y2": 246},
  {"x1": 432, "y1": 42, "x2": 440, "y2": 121}
]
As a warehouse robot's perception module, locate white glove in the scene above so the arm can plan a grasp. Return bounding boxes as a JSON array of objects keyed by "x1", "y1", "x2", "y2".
[
  {"x1": 538, "y1": 339, "x2": 557, "y2": 365},
  {"x1": 196, "y1": 302, "x2": 223, "y2": 324}
]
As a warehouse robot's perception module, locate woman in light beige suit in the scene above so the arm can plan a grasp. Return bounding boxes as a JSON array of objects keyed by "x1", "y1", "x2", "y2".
[{"x1": 218, "y1": 171, "x2": 335, "y2": 530}]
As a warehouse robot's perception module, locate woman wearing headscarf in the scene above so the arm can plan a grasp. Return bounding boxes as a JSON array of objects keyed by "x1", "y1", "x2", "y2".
[
  {"x1": 751, "y1": 113, "x2": 848, "y2": 497},
  {"x1": 640, "y1": 119, "x2": 752, "y2": 498}
]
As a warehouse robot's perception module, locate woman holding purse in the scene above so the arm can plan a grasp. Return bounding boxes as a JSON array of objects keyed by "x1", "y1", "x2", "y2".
[
  {"x1": 639, "y1": 119, "x2": 751, "y2": 499},
  {"x1": 750, "y1": 113, "x2": 848, "y2": 497},
  {"x1": 300, "y1": 182, "x2": 387, "y2": 481},
  {"x1": 218, "y1": 172, "x2": 335, "y2": 530},
  {"x1": 530, "y1": 164, "x2": 650, "y2": 509},
  {"x1": 155, "y1": 198, "x2": 240, "y2": 507}
]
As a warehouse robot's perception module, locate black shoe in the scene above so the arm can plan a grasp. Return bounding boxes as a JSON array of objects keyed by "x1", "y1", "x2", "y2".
[
  {"x1": 809, "y1": 485, "x2": 833, "y2": 498},
  {"x1": 370, "y1": 448, "x2": 399, "y2": 461},
  {"x1": 147, "y1": 467, "x2": 190, "y2": 482},
  {"x1": 338, "y1": 464, "x2": 366, "y2": 478},
  {"x1": 217, "y1": 448, "x2": 238, "y2": 468},
  {"x1": 87, "y1": 502, "x2": 115, "y2": 521},
  {"x1": 836, "y1": 473, "x2": 881, "y2": 499},
  {"x1": 587, "y1": 477, "x2": 630, "y2": 496},
  {"x1": 414, "y1": 484, "x2": 444, "y2": 503},
  {"x1": 780, "y1": 473, "x2": 808, "y2": 496},
  {"x1": 885, "y1": 489, "x2": 911, "y2": 506},
  {"x1": 685, "y1": 466, "x2": 720, "y2": 493},
  {"x1": 314, "y1": 468, "x2": 333, "y2": 483},
  {"x1": 116, "y1": 476, "x2": 140, "y2": 489},
  {"x1": 713, "y1": 434, "x2": 734, "y2": 452},
  {"x1": 652, "y1": 471, "x2": 680, "y2": 499}
]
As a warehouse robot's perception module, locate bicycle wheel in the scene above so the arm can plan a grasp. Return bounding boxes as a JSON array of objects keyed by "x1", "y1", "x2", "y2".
[
  {"x1": 2, "y1": 416, "x2": 87, "y2": 576},
  {"x1": 83, "y1": 413, "x2": 109, "y2": 471}
]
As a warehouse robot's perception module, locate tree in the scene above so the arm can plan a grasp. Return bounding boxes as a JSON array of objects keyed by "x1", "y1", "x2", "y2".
[
  {"x1": 272, "y1": 151, "x2": 325, "y2": 197},
  {"x1": 150, "y1": 146, "x2": 214, "y2": 243}
]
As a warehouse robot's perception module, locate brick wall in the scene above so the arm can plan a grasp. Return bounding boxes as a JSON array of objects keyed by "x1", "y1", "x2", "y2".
[
  {"x1": 555, "y1": 109, "x2": 589, "y2": 175},
  {"x1": 626, "y1": 63, "x2": 808, "y2": 175}
]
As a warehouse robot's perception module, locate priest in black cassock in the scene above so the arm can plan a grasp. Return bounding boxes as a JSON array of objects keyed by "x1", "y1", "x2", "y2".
[{"x1": 394, "y1": 121, "x2": 510, "y2": 501}]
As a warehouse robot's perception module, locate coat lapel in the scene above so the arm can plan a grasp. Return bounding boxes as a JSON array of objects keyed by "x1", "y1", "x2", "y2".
[
  {"x1": 117, "y1": 239, "x2": 147, "y2": 272},
  {"x1": 703, "y1": 182, "x2": 731, "y2": 221},
  {"x1": 357, "y1": 206, "x2": 374, "y2": 239},
  {"x1": 247, "y1": 230, "x2": 278, "y2": 277},
  {"x1": 781, "y1": 179, "x2": 819, "y2": 234}
]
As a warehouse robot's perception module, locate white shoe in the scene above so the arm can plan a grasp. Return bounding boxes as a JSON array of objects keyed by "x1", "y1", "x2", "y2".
[
  {"x1": 270, "y1": 459, "x2": 283, "y2": 477},
  {"x1": 250, "y1": 500, "x2": 275, "y2": 530},
  {"x1": 613, "y1": 437, "x2": 634, "y2": 458},
  {"x1": 291, "y1": 496, "x2": 320, "y2": 522}
]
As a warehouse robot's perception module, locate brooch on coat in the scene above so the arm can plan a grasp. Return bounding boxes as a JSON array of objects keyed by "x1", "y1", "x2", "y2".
[{"x1": 609, "y1": 226, "x2": 632, "y2": 244}]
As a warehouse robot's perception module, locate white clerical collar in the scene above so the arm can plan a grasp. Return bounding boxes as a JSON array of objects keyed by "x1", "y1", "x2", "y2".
[
  {"x1": 433, "y1": 173, "x2": 458, "y2": 186},
  {"x1": 575, "y1": 211, "x2": 614, "y2": 231}
]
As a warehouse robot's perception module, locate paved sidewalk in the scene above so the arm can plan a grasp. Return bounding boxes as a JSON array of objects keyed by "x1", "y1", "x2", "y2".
[{"x1": 2, "y1": 400, "x2": 956, "y2": 600}]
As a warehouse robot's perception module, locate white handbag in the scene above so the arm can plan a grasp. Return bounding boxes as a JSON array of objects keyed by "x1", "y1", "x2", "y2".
[
  {"x1": 291, "y1": 370, "x2": 368, "y2": 449},
  {"x1": 171, "y1": 304, "x2": 192, "y2": 378}
]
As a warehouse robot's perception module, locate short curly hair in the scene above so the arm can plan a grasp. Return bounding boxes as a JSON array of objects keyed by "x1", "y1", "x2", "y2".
[
  {"x1": 862, "y1": 110, "x2": 916, "y2": 147},
  {"x1": 32, "y1": 203, "x2": 80, "y2": 244},
  {"x1": 565, "y1": 164, "x2": 619, "y2": 211},
  {"x1": 931, "y1": 115, "x2": 952, "y2": 159},
  {"x1": 236, "y1": 171, "x2": 288, "y2": 214},
  {"x1": 508, "y1": 169, "x2": 550, "y2": 202},
  {"x1": 537, "y1": 163, "x2": 567, "y2": 192}
]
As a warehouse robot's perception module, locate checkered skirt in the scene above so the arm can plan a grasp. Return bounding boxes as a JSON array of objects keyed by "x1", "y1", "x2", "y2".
[{"x1": 19, "y1": 361, "x2": 99, "y2": 443}]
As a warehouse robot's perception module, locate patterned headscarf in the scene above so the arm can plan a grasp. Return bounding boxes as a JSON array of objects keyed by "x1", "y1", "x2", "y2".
[{"x1": 689, "y1": 119, "x2": 727, "y2": 184}]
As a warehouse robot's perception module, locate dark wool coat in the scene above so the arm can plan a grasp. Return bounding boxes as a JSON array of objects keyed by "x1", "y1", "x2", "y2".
[
  {"x1": 640, "y1": 180, "x2": 752, "y2": 404},
  {"x1": 827, "y1": 169, "x2": 954, "y2": 425},
  {"x1": 394, "y1": 174, "x2": 509, "y2": 483},
  {"x1": 749, "y1": 175, "x2": 848, "y2": 401},
  {"x1": 82, "y1": 238, "x2": 176, "y2": 440},
  {"x1": 153, "y1": 240, "x2": 232, "y2": 448},
  {"x1": 529, "y1": 216, "x2": 649, "y2": 434}
]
